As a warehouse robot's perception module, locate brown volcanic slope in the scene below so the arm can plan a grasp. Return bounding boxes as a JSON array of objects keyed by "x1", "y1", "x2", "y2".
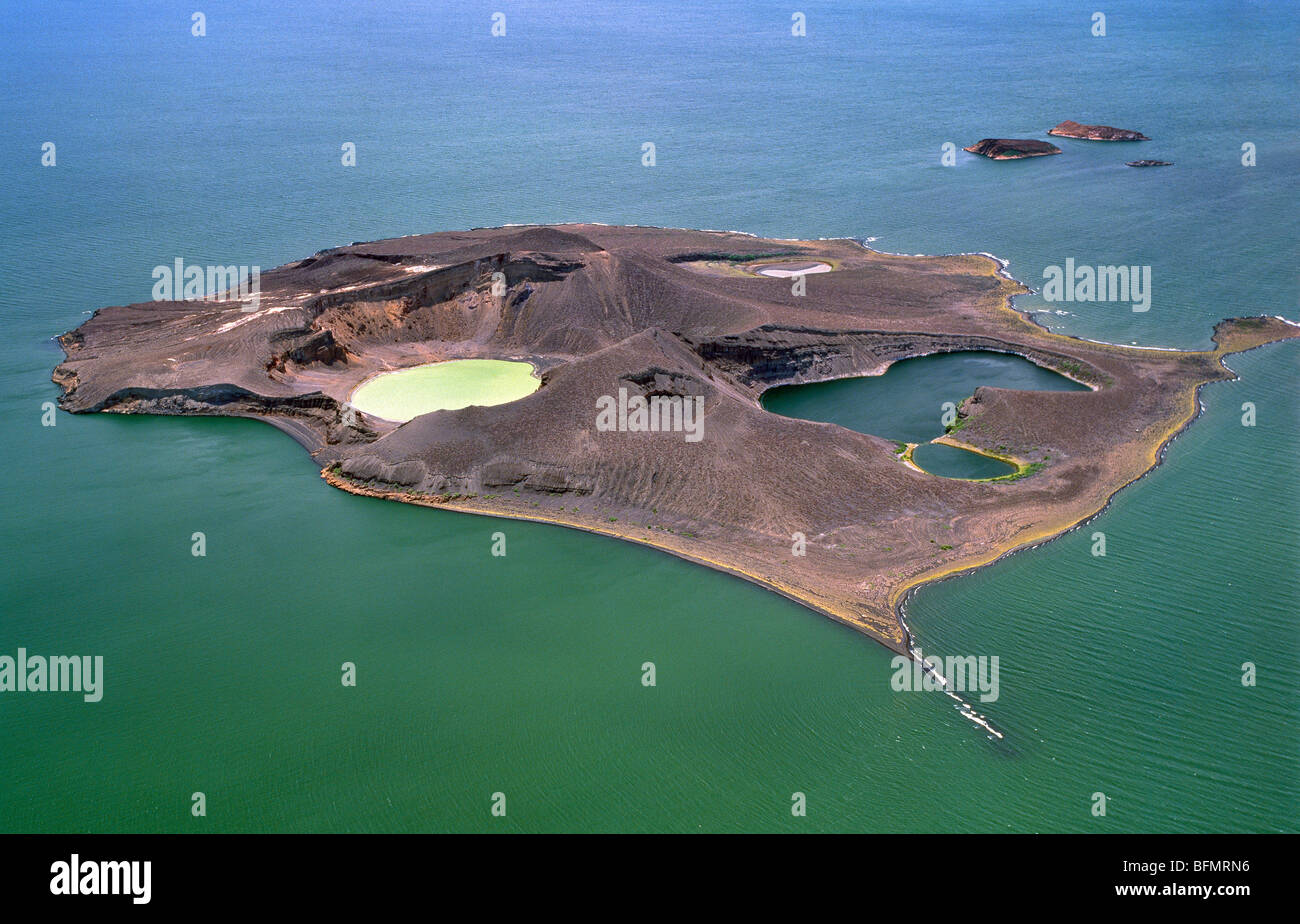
[{"x1": 54, "y1": 224, "x2": 1298, "y2": 654}]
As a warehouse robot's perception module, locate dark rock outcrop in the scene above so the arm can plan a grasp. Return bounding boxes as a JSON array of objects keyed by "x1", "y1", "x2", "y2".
[
  {"x1": 963, "y1": 139, "x2": 1062, "y2": 159},
  {"x1": 1049, "y1": 120, "x2": 1149, "y2": 141}
]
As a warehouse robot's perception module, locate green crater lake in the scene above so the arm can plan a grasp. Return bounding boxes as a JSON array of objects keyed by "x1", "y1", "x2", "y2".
[
  {"x1": 762, "y1": 351, "x2": 1087, "y2": 478},
  {"x1": 349, "y1": 359, "x2": 540, "y2": 422}
]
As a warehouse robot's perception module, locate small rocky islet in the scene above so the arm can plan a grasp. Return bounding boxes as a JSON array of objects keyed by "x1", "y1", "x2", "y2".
[
  {"x1": 966, "y1": 120, "x2": 1166, "y2": 164},
  {"x1": 52, "y1": 224, "x2": 1294, "y2": 654}
]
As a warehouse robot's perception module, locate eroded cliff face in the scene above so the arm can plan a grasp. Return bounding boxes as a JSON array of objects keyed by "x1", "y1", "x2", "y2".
[
  {"x1": 52, "y1": 224, "x2": 1300, "y2": 653},
  {"x1": 685, "y1": 327, "x2": 1108, "y2": 391}
]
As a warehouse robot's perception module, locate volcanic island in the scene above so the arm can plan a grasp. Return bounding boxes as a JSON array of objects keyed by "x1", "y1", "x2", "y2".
[{"x1": 53, "y1": 225, "x2": 1298, "y2": 656}]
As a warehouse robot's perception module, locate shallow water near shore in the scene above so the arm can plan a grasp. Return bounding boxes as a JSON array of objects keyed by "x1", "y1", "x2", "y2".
[{"x1": 1, "y1": 0, "x2": 1296, "y2": 832}]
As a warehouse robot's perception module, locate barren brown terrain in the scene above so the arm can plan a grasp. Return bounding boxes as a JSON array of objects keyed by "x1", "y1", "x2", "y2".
[{"x1": 53, "y1": 224, "x2": 1299, "y2": 654}]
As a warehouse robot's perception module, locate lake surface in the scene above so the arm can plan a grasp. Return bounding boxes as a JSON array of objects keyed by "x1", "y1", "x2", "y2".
[
  {"x1": 763, "y1": 351, "x2": 1087, "y2": 443},
  {"x1": 763, "y1": 350, "x2": 1083, "y2": 478},
  {"x1": 349, "y1": 359, "x2": 539, "y2": 422},
  {"x1": 912, "y1": 442, "x2": 1016, "y2": 479},
  {"x1": 1, "y1": 0, "x2": 1295, "y2": 832}
]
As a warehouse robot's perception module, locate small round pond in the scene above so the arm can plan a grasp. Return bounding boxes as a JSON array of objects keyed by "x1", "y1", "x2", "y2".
[{"x1": 349, "y1": 359, "x2": 540, "y2": 423}]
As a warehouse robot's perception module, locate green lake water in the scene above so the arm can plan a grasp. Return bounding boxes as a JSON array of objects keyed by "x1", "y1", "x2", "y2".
[
  {"x1": 763, "y1": 351, "x2": 1085, "y2": 478},
  {"x1": 2, "y1": 0, "x2": 1296, "y2": 832},
  {"x1": 349, "y1": 360, "x2": 539, "y2": 422}
]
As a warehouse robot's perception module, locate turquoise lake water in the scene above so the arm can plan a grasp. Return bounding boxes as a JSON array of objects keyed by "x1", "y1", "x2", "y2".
[{"x1": 1, "y1": 0, "x2": 1296, "y2": 832}]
